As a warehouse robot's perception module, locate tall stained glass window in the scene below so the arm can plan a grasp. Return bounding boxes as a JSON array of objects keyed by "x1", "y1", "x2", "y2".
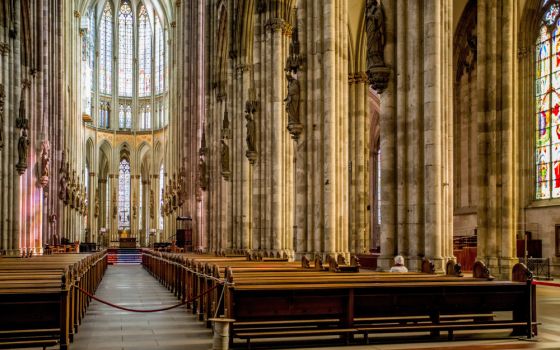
[
  {"x1": 118, "y1": 1, "x2": 133, "y2": 97},
  {"x1": 118, "y1": 159, "x2": 131, "y2": 230},
  {"x1": 155, "y1": 16, "x2": 165, "y2": 94},
  {"x1": 99, "y1": 2, "x2": 112, "y2": 94},
  {"x1": 159, "y1": 165, "x2": 164, "y2": 230},
  {"x1": 81, "y1": 11, "x2": 95, "y2": 116},
  {"x1": 536, "y1": 2, "x2": 560, "y2": 199},
  {"x1": 138, "y1": 6, "x2": 152, "y2": 97}
]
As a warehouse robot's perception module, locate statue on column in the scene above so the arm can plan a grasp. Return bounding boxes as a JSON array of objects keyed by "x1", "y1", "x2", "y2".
[
  {"x1": 16, "y1": 94, "x2": 29, "y2": 130},
  {"x1": 366, "y1": 0, "x2": 385, "y2": 69},
  {"x1": 16, "y1": 129, "x2": 29, "y2": 174},
  {"x1": 221, "y1": 139, "x2": 230, "y2": 180},
  {"x1": 197, "y1": 157, "x2": 208, "y2": 191},
  {"x1": 39, "y1": 140, "x2": 50, "y2": 187},
  {"x1": 132, "y1": 194, "x2": 137, "y2": 219},
  {"x1": 366, "y1": 0, "x2": 390, "y2": 93},
  {"x1": 94, "y1": 192, "x2": 99, "y2": 217},
  {"x1": 285, "y1": 73, "x2": 301, "y2": 125},
  {"x1": 285, "y1": 72, "x2": 304, "y2": 140}
]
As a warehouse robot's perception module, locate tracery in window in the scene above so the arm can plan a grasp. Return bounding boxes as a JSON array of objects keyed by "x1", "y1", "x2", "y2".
[
  {"x1": 536, "y1": 3, "x2": 560, "y2": 199},
  {"x1": 118, "y1": 1, "x2": 133, "y2": 97},
  {"x1": 138, "y1": 6, "x2": 152, "y2": 97},
  {"x1": 99, "y1": 2, "x2": 112, "y2": 94},
  {"x1": 155, "y1": 16, "x2": 165, "y2": 94},
  {"x1": 99, "y1": 101, "x2": 110, "y2": 128},
  {"x1": 118, "y1": 159, "x2": 131, "y2": 230},
  {"x1": 119, "y1": 104, "x2": 132, "y2": 129},
  {"x1": 140, "y1": 105, "x2": 151, "y2": 129}
]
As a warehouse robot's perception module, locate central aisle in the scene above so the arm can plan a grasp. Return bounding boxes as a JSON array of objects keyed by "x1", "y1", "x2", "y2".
[{"x1": 70, "y1": 265, "x2": 212, "y2": 350}]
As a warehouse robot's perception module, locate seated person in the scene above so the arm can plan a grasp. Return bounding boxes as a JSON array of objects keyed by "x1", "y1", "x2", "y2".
[{"x1": 389, "y1": 255, "x2": 408, "y2": 272}]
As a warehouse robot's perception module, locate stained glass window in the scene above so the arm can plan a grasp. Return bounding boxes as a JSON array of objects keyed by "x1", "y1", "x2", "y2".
[
  {"x1": 155, "y1": 16, "x2": 165, "y2": 94},
  {"x1": 99, "y1": 2, "x2": 112, "y2": 94},
  {"x1": 81, "y1": 11, "x2": 95, "y2": 116},
  {"x1": 119, "y1": 104, "x2": 132, "y2": 129},
  {"x1": 118, "y1": 159, "x2": 131, "y2": 230},
  {"x1": 118, "y1": 1, "x2": 133, "y2": 97},
  {"x1": 139, "y1": 105, "x2": 151, "y2": 129},
  {"x1": 138, "y1": 6, "x2": 152, "y2": 97},
  {"x1": 99, "y1": 102, "x2": 110, "y2": 128},
  {"x1": 159, "y1": 165, "x2": 164, "y2": 230},
  {"x1": 536, "y1": 3, "x2": 560, "y2": 199}
]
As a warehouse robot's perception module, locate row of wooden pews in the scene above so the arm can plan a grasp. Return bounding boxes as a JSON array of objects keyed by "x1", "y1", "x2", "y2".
[
  {"x1": 142, "y1": 250, "x2": 537, "y2": 349},
  {"x1": 0, "y1": 251, "x2": 108, "y2": 349}
]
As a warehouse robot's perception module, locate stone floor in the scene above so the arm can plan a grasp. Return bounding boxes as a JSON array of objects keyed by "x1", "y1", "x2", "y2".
[
  {"x1": 37, "y1": 265, "x2": 560, "y2": 350},
  {"x1": 63, "y1": 265, "x2": 212, "y2": 350}
]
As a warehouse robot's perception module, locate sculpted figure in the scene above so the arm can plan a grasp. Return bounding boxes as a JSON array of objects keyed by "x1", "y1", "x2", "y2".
[
  {"x1": 284, "y1": 73, "x2": 301, "y2": 124},
  {"x1": 366, "y1": 0, "x2": 385, "y2": 69},
  {"x1": 40, "y1": 140, "x2": 50, "y2": 178},
  {"x1": 245, "y1": 113, "x2": 256, "y2": 152},
  {"x1": 16, "y1": 129, "x2": 30, "y2": 172},
  {"x1": 221, "y1": 140, "x2": 229, "y2": 173},
  {"x1": 198, "y1": 157, "x2": 208, "y2": 190}
]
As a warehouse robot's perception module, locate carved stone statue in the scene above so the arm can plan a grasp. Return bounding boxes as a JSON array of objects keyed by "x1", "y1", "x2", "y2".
[
  {"x1": 94, "y1": 193, "x2": 99, "y2": 217},
  {"x1": 16, "y1": 95, "x2": 28, "y2": 129},
  {"x1": 16, "y1": 129, "x2": 29, "y2": 174},
  {"x1": 132, "y1": 194, "x2": 137, "y2": 219},
  {"x1": 150, "y1": 189, "x2": 155, "y2": 219},
  {"x1": 245, "y1": 113, "x2": 256, "y2": 152},
  {"x1": 284, "y1": 73, "x2": 301, "y2": 125},
  {"x1": 39, "y1": 140, "x2": 50, "y2": 187},
  {"x1": 198, "y1": 157, "x2": 208, "y2": 190},
  {"x1": 40, "y1": 140, "x2": 50, "y2": 177},
  {"x1": 60, "y1": 150, "x2": 66, "y2": 173},
  {"x1": 221, "y1": 140, "x2": 230, "y2": 178},
  {"x1": 366, "y1": 0, "x2": 385, "y2": 69},
  {"x1": 58, "y1": 171, "x2": 67, "y2": 201}
]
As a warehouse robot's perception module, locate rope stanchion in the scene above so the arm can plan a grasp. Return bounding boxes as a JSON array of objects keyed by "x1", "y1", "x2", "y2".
[{"x1": 73, "y1": 283, "x2": 221, "y2": 313}]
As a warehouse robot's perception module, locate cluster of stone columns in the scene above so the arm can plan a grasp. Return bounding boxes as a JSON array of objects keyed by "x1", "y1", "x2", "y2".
[
  {"x1": 0, "y1": 0, "x2": 69, "y2": 255},
  {"x1": 378, "y1": 0, "x2": 454, "y2": 272}
]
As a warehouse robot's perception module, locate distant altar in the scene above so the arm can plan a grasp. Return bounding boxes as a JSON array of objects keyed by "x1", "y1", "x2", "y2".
[{"x1": 118, "y1": 231, "x2": 136, "y2": 248}]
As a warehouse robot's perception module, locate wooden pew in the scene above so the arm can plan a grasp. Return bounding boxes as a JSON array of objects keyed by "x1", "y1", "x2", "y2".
[{"x1": 0, "y1": 251, "x2": 107, "y2": 349}]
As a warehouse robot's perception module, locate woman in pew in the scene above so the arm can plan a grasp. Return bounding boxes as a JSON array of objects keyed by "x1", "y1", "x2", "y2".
[{"x1": 389, "y1": 255, "x2": 408, "y2": 272}]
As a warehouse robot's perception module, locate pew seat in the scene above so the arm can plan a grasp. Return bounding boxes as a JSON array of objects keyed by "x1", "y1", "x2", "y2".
[{"x1": 0, "y1": 329, "x2": 59, "y2": 349}]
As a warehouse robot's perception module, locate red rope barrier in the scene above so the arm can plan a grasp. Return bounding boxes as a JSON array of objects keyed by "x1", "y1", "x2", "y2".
[{"x1": 74, "y1": 283, "x2": 221, "y2": 313}]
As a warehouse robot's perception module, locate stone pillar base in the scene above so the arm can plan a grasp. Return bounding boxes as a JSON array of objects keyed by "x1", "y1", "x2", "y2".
[{"x1": 483, "y1": 256, "x2": 518, "y2": 280}]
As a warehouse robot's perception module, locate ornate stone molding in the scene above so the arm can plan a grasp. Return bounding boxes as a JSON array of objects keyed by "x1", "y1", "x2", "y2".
[
  {"x1": 265, "y1": 18, "x2": 291, "y2": 34},
  {"x1": 199, "y1": 130, "x2": 208, "y2": 156},
  {"x1": 348, "y1": 72, "x2": 368, "y2": 85},
  {"x1": 367, "y1": 66, "x2": 391, "y2": 94},
  {"x1": 0, "y1": 43, "x2": 9, "y2": 56},
  {"x1": 221, "y1": 110, "x2": 231, "y2": 139},
  {"x1": 74, "y1": 10, "x2": 81, "y2": 18}
]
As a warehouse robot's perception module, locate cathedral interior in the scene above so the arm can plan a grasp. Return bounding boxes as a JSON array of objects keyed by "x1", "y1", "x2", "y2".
[{"x1": 1, "y1": 0, "x2": 560, "y2": 348}]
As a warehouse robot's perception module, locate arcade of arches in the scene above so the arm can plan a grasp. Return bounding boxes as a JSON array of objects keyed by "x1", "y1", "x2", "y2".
[{"x1": 1, "y1": 0, "x2": 560, "y2": 279}]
